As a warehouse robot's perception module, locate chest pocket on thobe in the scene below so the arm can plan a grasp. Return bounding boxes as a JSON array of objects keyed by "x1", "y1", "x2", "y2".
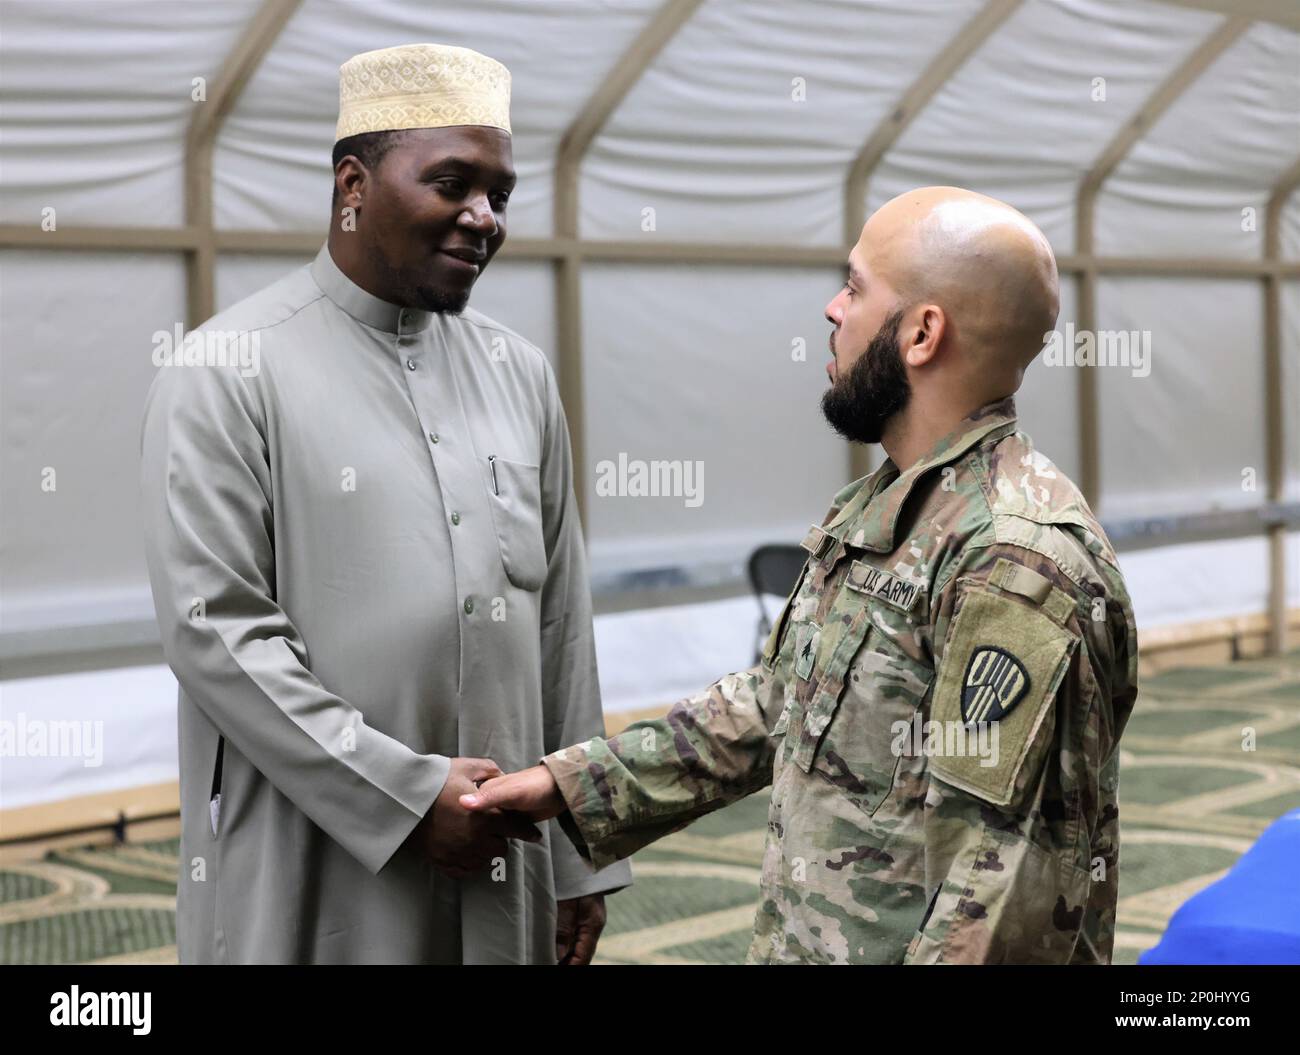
[
  {"x1": 791, "y1": 557, "x2": 934, "y2": 817},
  {"x1": 484, "y1": 456, "x2": 548, "y2": 591}
]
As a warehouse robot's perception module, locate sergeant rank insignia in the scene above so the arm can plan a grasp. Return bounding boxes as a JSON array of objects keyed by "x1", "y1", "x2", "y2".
[
  {"x1": 961, "y1": 646, "x2": 1030, "y2": 724},
  {"x1": 794, "y1": 624, "x2": 820, "y2": 681}
]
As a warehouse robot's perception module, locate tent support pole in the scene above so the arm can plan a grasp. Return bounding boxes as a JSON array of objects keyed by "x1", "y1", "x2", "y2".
[
  {"x1": 553, "y1": 0, "x2": 705, "y2": 527},
  {"x1": 183, "y1": 0, "x2": 302, "y2": 329},
  {"x1": 1074, "y1": 17, "x2": 1249, "y2": 514},
  {"x1": 1263, "y1": 157, "x2": 1300, "y2": 654}
]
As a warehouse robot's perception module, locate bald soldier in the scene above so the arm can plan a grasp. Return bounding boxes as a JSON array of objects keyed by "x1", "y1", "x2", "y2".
[
  {"x1": 140, "y1": 44, "x2": 629, "y2": 964},
  {"x1": 464, "y1": 187, "x2": 1140, "y2": 964}
]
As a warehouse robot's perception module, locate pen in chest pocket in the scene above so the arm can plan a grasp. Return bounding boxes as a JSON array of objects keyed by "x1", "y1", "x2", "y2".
[{"x1": 488, "y1": 454, "x2": 499, "y2": 495}]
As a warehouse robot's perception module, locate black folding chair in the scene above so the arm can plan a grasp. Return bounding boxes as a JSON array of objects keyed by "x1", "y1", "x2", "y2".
[{"x1": 747, "y1": 544, "x2": 807, "y2": 663}]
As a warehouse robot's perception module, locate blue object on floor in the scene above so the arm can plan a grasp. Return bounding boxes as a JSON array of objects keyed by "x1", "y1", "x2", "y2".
[{"x1": 1140, "y1": 808, "x2": 1300, "y2": 965}]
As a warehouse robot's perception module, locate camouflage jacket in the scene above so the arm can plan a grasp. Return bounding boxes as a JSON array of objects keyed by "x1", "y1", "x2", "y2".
[{"x1": 543, "y1": 396, "x2": 1139, "y2": 963}]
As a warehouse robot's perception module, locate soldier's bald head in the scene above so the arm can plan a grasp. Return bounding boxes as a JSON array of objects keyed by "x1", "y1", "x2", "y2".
[{"x1": 861, "y1": 187, "x2": 1059, "y2": 394}]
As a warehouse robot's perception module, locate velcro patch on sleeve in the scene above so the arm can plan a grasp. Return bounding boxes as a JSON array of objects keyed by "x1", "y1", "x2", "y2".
[
  {"x1": 929, "y1": 584, "x2": 1078, "y2": 807},
  {"x1": 988, "y1": 557, "x2": 1052, "y2": 604},
  {"x1": 988, "y1": 557, "x2": 1075, "y2": 627}
]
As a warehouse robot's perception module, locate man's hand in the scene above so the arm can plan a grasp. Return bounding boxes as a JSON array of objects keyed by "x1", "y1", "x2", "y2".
[
  {"x1": 465, "y1": 769, "x2": 608, "y2": 964},
  {"x1": 555, "y1": 895, "x2": 606, "y2": 965},
  {"x1": 412, "y1": 757, "x2": 543, "y2": 879},
  {"x1": 459, "y1": 764, "x2": 565, "y2": 820}
]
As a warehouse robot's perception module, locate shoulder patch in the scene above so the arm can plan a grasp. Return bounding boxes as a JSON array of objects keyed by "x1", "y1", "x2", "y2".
[
  {"x1": 930, "y1": 585, "x2": 1078, "y2": 806},
  {"x1": 961, "y1": 646, "x2": 1029, "y2": 723}
]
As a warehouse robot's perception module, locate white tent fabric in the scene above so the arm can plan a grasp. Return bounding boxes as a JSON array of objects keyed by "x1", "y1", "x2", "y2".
[
  {"x1": 1100, "y1": 19, "x2": 1300, "y2": 259},
  {"x1": 580, "y1": 262, "x2": 846, "y2": 572},
  {"x1": 1096, "y1": 276, "x2": 1268, "y2": 521},
  {"x1": 0, "y1": 0, "x2": 262, "y2": 227},
  {"x1": 874, "y1": 0, "x2": 1225, "y2": 252},
  {"x1": 581, "y1": 0, "x2": 988, "y2": 245},
  {"x1": 0, "y1": 250, "x2": 186, "y2": 631},
  {"x1": 1, "y1": 0, "x2": 1298, "y2": 806}
]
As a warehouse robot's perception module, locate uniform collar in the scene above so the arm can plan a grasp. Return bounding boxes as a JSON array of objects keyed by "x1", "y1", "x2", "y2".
[
  {"x1": 829, "y1": 395, "x2": 1019, "y2": 552},
  {"x1": 310, "y1": 244, "x2": 434, "y2": 335}
]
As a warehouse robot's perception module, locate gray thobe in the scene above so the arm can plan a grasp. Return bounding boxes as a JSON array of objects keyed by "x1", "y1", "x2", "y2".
[{"x1": 139, "y1": 245, "x2": 631, "y2": 964}]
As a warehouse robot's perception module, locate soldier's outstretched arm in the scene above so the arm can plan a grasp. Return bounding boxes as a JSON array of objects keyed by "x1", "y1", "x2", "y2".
[
  {"x1": 903, "y1": 547, "x2": 1136, "y2": 964},
  {"x1": 461, "y1": 664, "x2": 781, "y2": 870}
]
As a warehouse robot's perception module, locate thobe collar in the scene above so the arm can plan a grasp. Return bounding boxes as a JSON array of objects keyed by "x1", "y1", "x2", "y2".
[
  {"x1": 311, "y1": 244, "x2": 435, "y2": 335},
  {"x1": 828, "y1": 395, "x2": 1019, "y2": 552}
]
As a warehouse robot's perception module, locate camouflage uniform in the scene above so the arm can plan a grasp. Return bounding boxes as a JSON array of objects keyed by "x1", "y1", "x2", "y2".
[{"x1": 543, "y1": 396, "x2": 1139, "y2": 963}]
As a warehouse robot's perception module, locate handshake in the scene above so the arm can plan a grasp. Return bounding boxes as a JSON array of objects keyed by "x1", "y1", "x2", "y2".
[
  {"x1": 406, "y1": 756, "x2": 598, "y2": 964},
  {"x1": 406, "y1": 756, "x2": 566, "y2": 880}
]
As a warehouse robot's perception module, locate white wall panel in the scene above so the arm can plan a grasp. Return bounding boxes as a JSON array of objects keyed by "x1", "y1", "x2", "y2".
[
  {"x1": 581, "y1": 262, "x2": 848, "y2": 573},
  {"x1": 0, "y1": 250, "x2": 186, "y2": 631},
  {"x1": 1096, "y1": 276, "x2": 1265, "y2": 520},
  {"x1": 1281, "y1": 280, "x2": 1300, "y2": 502}
]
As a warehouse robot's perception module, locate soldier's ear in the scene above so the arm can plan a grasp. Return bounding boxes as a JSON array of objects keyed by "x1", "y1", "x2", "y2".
[{"x1": 904, "y1": 304, "x2": 945, "y2": 366}]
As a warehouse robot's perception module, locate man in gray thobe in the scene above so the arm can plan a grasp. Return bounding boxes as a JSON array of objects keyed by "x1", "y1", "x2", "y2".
[{"x1": 139, "y1": 43, "x2": 630, "y2": 964}]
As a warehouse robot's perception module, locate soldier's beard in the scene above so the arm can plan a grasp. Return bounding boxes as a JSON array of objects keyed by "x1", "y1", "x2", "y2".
[{"x1": 821, "y1": 309, "x2": 910, "y2": 445}]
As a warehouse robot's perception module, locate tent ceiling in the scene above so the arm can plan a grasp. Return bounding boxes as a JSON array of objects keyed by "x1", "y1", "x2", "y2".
[
  {"x1": 1102, "y1": 19, "x2": 1300, "y2": 258},
  {"x1": 0, "y1": 0, "x2": 262, "y2": 227},
  {"x1": 1, "y1": 0, "x2": 1295, "y2": 250}
]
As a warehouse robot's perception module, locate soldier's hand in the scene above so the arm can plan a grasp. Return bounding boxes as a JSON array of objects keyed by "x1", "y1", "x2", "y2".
[
  {"x1": 417, "y1": 756, "x2": 543, "y2": 879},
  {"x1": 459, "y1": 764, "x2": 565, "y2": 821}
]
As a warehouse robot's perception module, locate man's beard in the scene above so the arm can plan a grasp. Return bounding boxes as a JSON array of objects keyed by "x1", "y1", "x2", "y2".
[
  {"x1": 820, "y1": 309, "x2": 910, "y2": 445},
  {"x1": 370, "y1": 246, "x2": 472, "y2": 315},
  {"x1": 412, "y1": 282, "x2": 469, "y2": 315}
]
